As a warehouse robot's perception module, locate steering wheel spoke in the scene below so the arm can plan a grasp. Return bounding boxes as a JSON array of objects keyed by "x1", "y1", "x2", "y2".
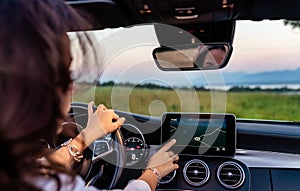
[{"x1": 92, "y1": 139, "x2": 114, "y2": 163}]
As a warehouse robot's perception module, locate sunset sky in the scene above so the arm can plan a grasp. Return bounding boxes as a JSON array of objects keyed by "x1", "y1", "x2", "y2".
[
  {"x1": 69, "y1": 20, "x2": 300, "y2": 85},
  {"x1": 224, "y1": 20, "x2": 300, "y2": 73}
]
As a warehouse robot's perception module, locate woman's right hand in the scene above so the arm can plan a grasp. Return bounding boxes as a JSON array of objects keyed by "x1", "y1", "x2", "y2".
[{"x1": 147, "y1": 139, "x2": 179, "y2": 178}]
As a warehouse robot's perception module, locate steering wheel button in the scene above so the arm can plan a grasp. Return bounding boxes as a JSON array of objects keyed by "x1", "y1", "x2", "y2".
[{"x1": 94, "y1": 142, "x2": 109, "y2": 156}]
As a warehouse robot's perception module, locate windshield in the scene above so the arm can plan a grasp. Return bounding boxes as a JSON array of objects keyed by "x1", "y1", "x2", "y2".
[{"x1": 71, "y1": 20, "x2": 300, "y2": 122}]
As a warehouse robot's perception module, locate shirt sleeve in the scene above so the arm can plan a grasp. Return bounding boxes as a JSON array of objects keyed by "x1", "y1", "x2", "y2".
[
  {"x1": 120, "y1": 180, "x2": 151, "y2": 191},
  {"x1": 34, "y1": 174, "x2": 151, "y2": 191},
  {"x1": 72, "y1": 176, "x2": 151, "y2": 191}
]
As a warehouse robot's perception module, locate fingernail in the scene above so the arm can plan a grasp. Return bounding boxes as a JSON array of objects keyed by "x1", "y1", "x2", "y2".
[{"x1": 121, "y1": 117, "x2": 126, "y2": 122}]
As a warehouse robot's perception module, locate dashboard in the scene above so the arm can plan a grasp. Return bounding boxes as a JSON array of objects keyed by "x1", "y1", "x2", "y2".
[
  {"x1": 116, "y1": 112, "x2": 250, "y2": 190},
  {"x1": 113, "y1": 111, "x2": 300, "y2": 191},
  {"x1": 62, "y1": 105, "x2": 300, "y2": 191}
]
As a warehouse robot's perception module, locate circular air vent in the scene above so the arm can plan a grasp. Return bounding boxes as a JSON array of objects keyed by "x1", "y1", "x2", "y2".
[
  {"x1": 159, "y1": 170, "x2": 176, "y2": 184},
  {"x1": 183, "y1": 159, "x2": 210, "y2": 186},
  {"x1": 217, "y1": 161, "x2": 245, "y2": 189}
]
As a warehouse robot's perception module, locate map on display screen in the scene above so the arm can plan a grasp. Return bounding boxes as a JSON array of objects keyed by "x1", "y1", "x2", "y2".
[{"x1": 161, "y1": 113, "x2": 236, "y2": 156}]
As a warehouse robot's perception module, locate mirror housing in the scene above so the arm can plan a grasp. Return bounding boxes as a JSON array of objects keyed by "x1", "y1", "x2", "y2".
[{"x1": 153, "y1": 43, "x2": 232, "y2": 71}]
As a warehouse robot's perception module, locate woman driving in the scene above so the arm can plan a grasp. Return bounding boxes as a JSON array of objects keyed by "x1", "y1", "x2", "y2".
[{"x1": 0, "y1": 0, "x2": 179, "y2": 191}]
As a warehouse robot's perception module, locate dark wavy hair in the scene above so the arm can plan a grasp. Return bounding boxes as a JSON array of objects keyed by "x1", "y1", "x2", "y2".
[{"x1": 0, "y1": 0, "x2": 92, "y2": 190}]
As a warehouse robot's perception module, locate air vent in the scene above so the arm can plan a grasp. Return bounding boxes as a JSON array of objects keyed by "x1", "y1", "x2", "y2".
[
  {"x1": 183, "y1": 159, "x2": 210, "y2": 186},
  {"x1": 217, "y1": 161, "x2": 245, "y2": 189},
  {"x1": 159, "y1": 170, "x2": 176, "y2": 184}
]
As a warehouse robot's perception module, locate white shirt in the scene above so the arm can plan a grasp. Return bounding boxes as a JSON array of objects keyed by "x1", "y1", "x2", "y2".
[{"x1": 34, "y1": 173, "x2": 151, "y2": 191}]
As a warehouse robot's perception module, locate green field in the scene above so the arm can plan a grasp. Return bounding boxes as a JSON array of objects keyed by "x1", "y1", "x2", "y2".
[{"x1": 73, "y1": 85, "x2": 300, "y2": 121}]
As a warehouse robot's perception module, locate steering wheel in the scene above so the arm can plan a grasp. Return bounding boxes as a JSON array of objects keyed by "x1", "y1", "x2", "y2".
[{"x1": 61, "y1": 102, "x2": 125, "y2": 189}]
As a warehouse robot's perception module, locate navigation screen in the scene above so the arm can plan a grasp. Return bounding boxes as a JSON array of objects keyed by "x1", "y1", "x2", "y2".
[{"x1": 161, "y1": 113, "x2": 236, "y2": 156}]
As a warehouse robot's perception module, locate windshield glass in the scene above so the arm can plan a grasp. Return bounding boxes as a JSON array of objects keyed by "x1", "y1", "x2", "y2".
[{"x1": 71, "y1": 20, "x2": 300, "y2": 121}]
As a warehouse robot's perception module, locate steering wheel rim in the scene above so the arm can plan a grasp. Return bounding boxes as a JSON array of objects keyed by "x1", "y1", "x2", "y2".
[{"x1": 67, "y1": 102, "x2": 125, "y2": 189}]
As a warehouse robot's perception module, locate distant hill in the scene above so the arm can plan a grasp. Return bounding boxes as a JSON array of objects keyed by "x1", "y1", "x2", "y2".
[
  {"x1": 222, "y1": 68, "x2": 300, "y2": 85},
  {"x1": 99, "y1": 68, "x2": 300, "y2": 88}
]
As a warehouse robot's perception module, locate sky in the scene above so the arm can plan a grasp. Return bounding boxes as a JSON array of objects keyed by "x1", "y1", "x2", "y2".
[
  {"x1": 223, "y1": 20, "x2": 300, "y2": 73},
  {"x1": 69, "y1": 20, "x2": 300, "y2": 85}
]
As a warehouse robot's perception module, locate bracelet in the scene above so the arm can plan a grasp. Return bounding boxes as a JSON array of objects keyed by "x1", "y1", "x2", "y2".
[
  {"x1": 61, "y1": 138, "x2": 83, "y2": 162},
  {"x1": 143, "y1": 166, "x2": 161, "y2": 182}
]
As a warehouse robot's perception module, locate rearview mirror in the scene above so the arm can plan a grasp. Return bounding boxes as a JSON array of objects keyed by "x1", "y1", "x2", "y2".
[{"x1": 153, "y1": 43, "x2": 232, "y2": 71}]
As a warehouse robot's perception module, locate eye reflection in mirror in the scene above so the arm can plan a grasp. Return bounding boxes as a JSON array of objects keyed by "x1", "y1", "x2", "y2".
[{"x1": 153, "y1": 43, "x2": 232, "y2": 71}]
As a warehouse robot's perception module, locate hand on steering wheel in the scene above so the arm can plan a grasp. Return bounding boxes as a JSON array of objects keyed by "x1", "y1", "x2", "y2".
[
  {"x1": 69, "y1": 102, "x2": 126, "y2": 189},
  {"x1": 80, "y1": 102, "x2": 125, "y2": 146}
]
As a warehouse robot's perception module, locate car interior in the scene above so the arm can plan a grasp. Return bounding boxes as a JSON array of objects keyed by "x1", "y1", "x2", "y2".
[{"x1": 56, "y1": 0, "x2": 300, "y2": 190}]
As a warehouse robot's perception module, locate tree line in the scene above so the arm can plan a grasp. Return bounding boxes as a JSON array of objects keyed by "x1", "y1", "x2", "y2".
[{"x1": 98, "y1": 81, "x2": 300, "y2": 92}]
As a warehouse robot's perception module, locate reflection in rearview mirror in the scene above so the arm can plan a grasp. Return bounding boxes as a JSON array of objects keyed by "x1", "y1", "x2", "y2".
[{"x1": 153, "y1": 43, "x2": 232, "y2": 71}]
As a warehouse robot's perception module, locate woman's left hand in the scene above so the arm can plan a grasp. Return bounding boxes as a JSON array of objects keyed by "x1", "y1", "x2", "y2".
[{"x1": 80, "y1": 102, "x2": 125, "y2": 146}]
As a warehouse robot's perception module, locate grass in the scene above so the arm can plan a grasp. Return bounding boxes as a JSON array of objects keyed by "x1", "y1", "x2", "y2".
[
  {"x1": 226, "y1": 92, "x2": 300, "y2": 121},
  {"x1": 73, "y1": 85, "x2": 300, "y2": 121}
]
